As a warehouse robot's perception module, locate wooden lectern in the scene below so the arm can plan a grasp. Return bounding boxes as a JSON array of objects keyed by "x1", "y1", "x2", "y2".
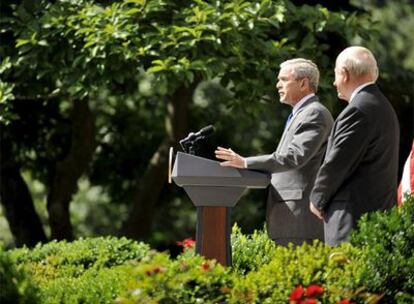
[{"x1": 171, "y1": 152, "x2": 269, "y2": 266}]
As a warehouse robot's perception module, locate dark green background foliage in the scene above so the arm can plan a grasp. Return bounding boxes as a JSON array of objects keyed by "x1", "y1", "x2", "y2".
[{"x1": 0, "y1": 0, "x2": 413, "y2": 254}]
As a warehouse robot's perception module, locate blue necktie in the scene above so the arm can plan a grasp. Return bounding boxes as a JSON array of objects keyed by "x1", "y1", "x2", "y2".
[{"x1": 285, "y1": 112, "x2": 293, "y2": 130}]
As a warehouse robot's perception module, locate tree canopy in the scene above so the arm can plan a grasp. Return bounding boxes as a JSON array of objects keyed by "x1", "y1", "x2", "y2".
[{"x1": 1, "y1": 0, "x2": 411, "y2": 249}]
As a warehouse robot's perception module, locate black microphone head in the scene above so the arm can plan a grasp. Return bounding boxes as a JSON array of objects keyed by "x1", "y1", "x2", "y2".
[{"x1": 198, "y1": 125, "x2": 215, "y2": 137}]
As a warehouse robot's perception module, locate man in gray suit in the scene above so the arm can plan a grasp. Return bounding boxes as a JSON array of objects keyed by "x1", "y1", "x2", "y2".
[
  {"x1": 310, "y1": 46, "x2": 400, "y2": 245},
  {"x1": 215, "y1": 58, "x2": 334, "y2": 246}
]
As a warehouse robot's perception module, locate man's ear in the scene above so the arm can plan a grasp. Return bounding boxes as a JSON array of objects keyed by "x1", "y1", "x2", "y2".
[
  {"x1": 342, "y1": 67, "x2": 350, "y2": 82},
  {"x1": 300, "y1": 77, "x2": 310, "y2": 90}
]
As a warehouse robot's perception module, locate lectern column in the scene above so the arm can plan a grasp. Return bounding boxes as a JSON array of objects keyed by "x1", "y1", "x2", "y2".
[{"x1": 195, "y1": 206, "x2": 232, "y2": 266}]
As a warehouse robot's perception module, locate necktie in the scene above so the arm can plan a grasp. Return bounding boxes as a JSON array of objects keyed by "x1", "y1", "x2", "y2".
[{"x1": 284, "y1": 112, "x2": 293, "y2": 130}]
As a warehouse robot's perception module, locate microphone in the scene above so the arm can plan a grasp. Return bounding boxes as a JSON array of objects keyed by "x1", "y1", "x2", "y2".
[
  {"x1": 193, "y1": 125, "x2": 215, "y2": 139},
  {"x1": 180, "y1": 125, "x2": 215, "y2": 154}
]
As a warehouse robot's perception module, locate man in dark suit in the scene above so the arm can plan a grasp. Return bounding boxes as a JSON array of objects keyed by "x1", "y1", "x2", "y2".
[
  {"x1": 310, "y1": 46, "x2": 400, "y2": 245},
  {"x1": 216, "y1": 58, "x2": 333, "y2": 246}
]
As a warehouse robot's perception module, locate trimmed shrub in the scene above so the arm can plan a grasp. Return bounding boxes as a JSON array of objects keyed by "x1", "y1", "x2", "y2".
[
  {"x1": 231, "y1": 224, "x2": 277, "y2": 275},
  {"x1": 8, "y1": 237, "x2": 152, "y2": 304},
  {"x1": 116, "y1": 229, "x2": 379, "y2": 304},
  {"x1": 116, "y1": 252, "x2": 233, "y2": 304},
  {"x1": 11, "y1": 236, "x2": 151, "y2": 269},
  {"x1": 0, "y1": 244, "x2": 40, "y2": 304},
  {"x1": 6, "y1": 203, "x2": 412, "y2": 304},
  {"x1": 351, "y1": 195, "x2": 414, "y2": 303},
  {"x1": 229, "y1": 241, "x2": 367, "y2": 303}
]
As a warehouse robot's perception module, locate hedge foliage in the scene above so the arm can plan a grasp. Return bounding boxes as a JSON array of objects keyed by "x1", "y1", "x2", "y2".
[
  {"x1": 7, "y1": 237, "x2": 151, "y2": 304},
  {"x1": 351, "y1": 195, "x2": 414, "y2": 303},
  {"x1": 0, "y1": 244, "x2": 39, "y2": 304},
  {"x1": 116, "y1": 253, "x2": 232, "y2": 304},
  {"x1": 230, "y1": 241, "x2": 366, "y2": 303},
  {"x1": 2, "y1": 196, "x2": 413, "y2": 303},
  {"x1": 231, "y1": 224, "x2": 278, "y2": 275}
]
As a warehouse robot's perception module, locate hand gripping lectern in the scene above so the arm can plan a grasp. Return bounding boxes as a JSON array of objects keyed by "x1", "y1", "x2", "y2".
[{"x1": 171, "y1": 151, "x2": 270, "y2": 266}]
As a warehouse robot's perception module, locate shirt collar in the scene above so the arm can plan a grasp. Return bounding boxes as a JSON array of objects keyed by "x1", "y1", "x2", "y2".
[
  {"x1": 292, "y1": 93, "x2": 315, "y2": 115},
  {"x1": 350, "y1": 82, "x2": 375, "y2": 102}
]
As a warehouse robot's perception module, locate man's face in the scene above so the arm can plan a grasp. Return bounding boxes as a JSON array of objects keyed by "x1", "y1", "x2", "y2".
[{"x1": 276, "y1": 66, "x2": 303, "y2": 106}]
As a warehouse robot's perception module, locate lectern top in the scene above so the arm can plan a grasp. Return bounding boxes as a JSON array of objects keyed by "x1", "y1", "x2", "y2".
[{"x1": 172, "y1": 152, "x2": 269, "y2": 188}]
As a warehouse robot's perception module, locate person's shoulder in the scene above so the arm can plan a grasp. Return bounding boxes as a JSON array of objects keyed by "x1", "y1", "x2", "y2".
[
  {"x1": 336, "y1": 103, "x2": 368, "y2": 127},
  {"x1": 353, "y1": 84, "x2": 387, "y2": 107},
  {"x1": 307, "y1": 98, "x2": 332, "y2": 116},
  {"x1": 300, "y1": 99, "x2": 334, "y2": 125}
]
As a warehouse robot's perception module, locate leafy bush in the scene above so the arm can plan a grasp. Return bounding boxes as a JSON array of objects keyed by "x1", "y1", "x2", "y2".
[
  {"x1": 116, "y1": 252, "x2": 233, "y2": 304},
  {"x1": 351, "y1": 195, "x2": 414, "y2": 303},
  {"x1": 116, "y1": 229, "x2": 376, "y2": 304},
  {"x1": 34, "y1": 265, "x2": 133, "y2": 304},
  {"x1": 230, "y1": 241, "x2": 368, "y2": 303},
  {"x1": 5, "y1": 203, "x2": 413, "y2": 304},
  {"x1": 11, "y1": 236, "x2": 151, "y2": 269},
  {"x1": 231, "y1": 224, "x2": 278, "y2": 275},
  {"x1": 8, "y1": 237, "x2": 152, "y2": 304},
  {"x1": 0, "y1": 245, "x2": 40, "y2": 304}
]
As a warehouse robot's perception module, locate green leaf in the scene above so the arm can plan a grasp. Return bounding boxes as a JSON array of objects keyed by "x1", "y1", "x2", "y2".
[{"x1": 16, "y1": 39, "x2": 30, "y2": 47}]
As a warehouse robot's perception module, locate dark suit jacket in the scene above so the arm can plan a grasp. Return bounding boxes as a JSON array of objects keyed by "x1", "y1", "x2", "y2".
[
  {"x1": 246, "y1": 96, "x2": 333, "y2": 245},
  {"x1": 310, "y1": 84, "x2": 400, "y2": 245}
]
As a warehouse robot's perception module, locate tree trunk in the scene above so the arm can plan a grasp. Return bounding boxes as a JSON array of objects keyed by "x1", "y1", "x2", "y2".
[
  {"x1": 122, "y1": 84, "x2": 196, "y2": 239},
  {"x1": 47, "y1": 99, "x2": 96, "y2": 240},
  {"x1": 0, "y1": 133, "x2": 47, "y2": 247}
]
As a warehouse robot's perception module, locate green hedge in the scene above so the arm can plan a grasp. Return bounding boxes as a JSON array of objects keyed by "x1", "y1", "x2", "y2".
[
  {"x1": 230, "y1": 241, "x2": 366, "y2": 303},
  {"x1": 231, "y1": 224, "x2": 278, "y2": 275},
  {"x1": 351, "y1": 195, "x2": 414, "y2": 303},
  {"x1": 8, "y1": 237, "x2": 151, "y2": 304},
  {"x1": 2, "y1": 196, "x2": 413, "y2": 303},
  {"x1": 115, "y1": 230, "x2": 376, "y2": 304},
  {"x1": 116, "y1": 252, "x2": 232, "y2": 304},
  {"x1": 0, "y1": 244, "x2": 39, "y2": 304}
]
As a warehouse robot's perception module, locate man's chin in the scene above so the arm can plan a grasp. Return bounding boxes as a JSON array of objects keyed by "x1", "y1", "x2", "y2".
[{"x1": 337, "y1": 93, "x2": 346, "y2": 101}]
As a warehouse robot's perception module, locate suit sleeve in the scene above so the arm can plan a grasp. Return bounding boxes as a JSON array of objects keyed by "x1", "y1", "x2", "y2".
[
  {"x1": 310, "y1": 106, "x2": 369, "y2": 210},
  {"x1": 245, "y1": 108, "x2": 331, "y2": 173}
]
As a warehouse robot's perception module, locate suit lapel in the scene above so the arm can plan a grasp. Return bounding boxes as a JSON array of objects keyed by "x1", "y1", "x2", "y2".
[{"x1": 277, "y1": 96, "x2": 318, "y2": 151}]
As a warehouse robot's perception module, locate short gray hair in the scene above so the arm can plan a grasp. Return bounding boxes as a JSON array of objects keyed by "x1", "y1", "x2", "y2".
[
  {"x1": 336, "y1": 46, "x2": 379, "y2": 81},
  {"x1": 280, "y1": 58, "x2": 320, "y2": 92}
]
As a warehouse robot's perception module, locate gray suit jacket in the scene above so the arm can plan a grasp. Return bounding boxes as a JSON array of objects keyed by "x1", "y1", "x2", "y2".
[
  {"x1": 310, "y1": 84, "x2": 400, "y2": 245},
  {"x1": 246, "y1": 96, "x2": 333, "y2": 245}
]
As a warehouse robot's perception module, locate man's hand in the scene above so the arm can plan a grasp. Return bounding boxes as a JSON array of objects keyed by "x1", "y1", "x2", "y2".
[
  {"x1": 215, "y1": 146, "x2": 246, "y2": 168},
  {"x1": 310, "y1": 202, "x2": 324, "y2": 220}
]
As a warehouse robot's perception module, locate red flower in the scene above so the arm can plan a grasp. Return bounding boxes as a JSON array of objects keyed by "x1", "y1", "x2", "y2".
[
  {"x1": 176, "y1": 238, "x2": 195, "y2": 248},
  {"x1": 145, "y1": 266, "x2": 164, "y2": 276},
  {"x1": 302, "y1": 299, "x2": 318, "y2": 304},
  {"x1": 290, "y1": 285, "x2": 305, "y2": 302},
  {"x1": 201, "y1": 262, "x2": 210, "y2": 271},
  {"x1": 306, "y1": 285, "x2": 324, "y2": 298}
]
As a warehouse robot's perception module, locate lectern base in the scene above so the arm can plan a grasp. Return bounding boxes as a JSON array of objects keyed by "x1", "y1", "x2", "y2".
[{"x1": 195, "y1": 206, "x2": 232, "y2": 266}]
